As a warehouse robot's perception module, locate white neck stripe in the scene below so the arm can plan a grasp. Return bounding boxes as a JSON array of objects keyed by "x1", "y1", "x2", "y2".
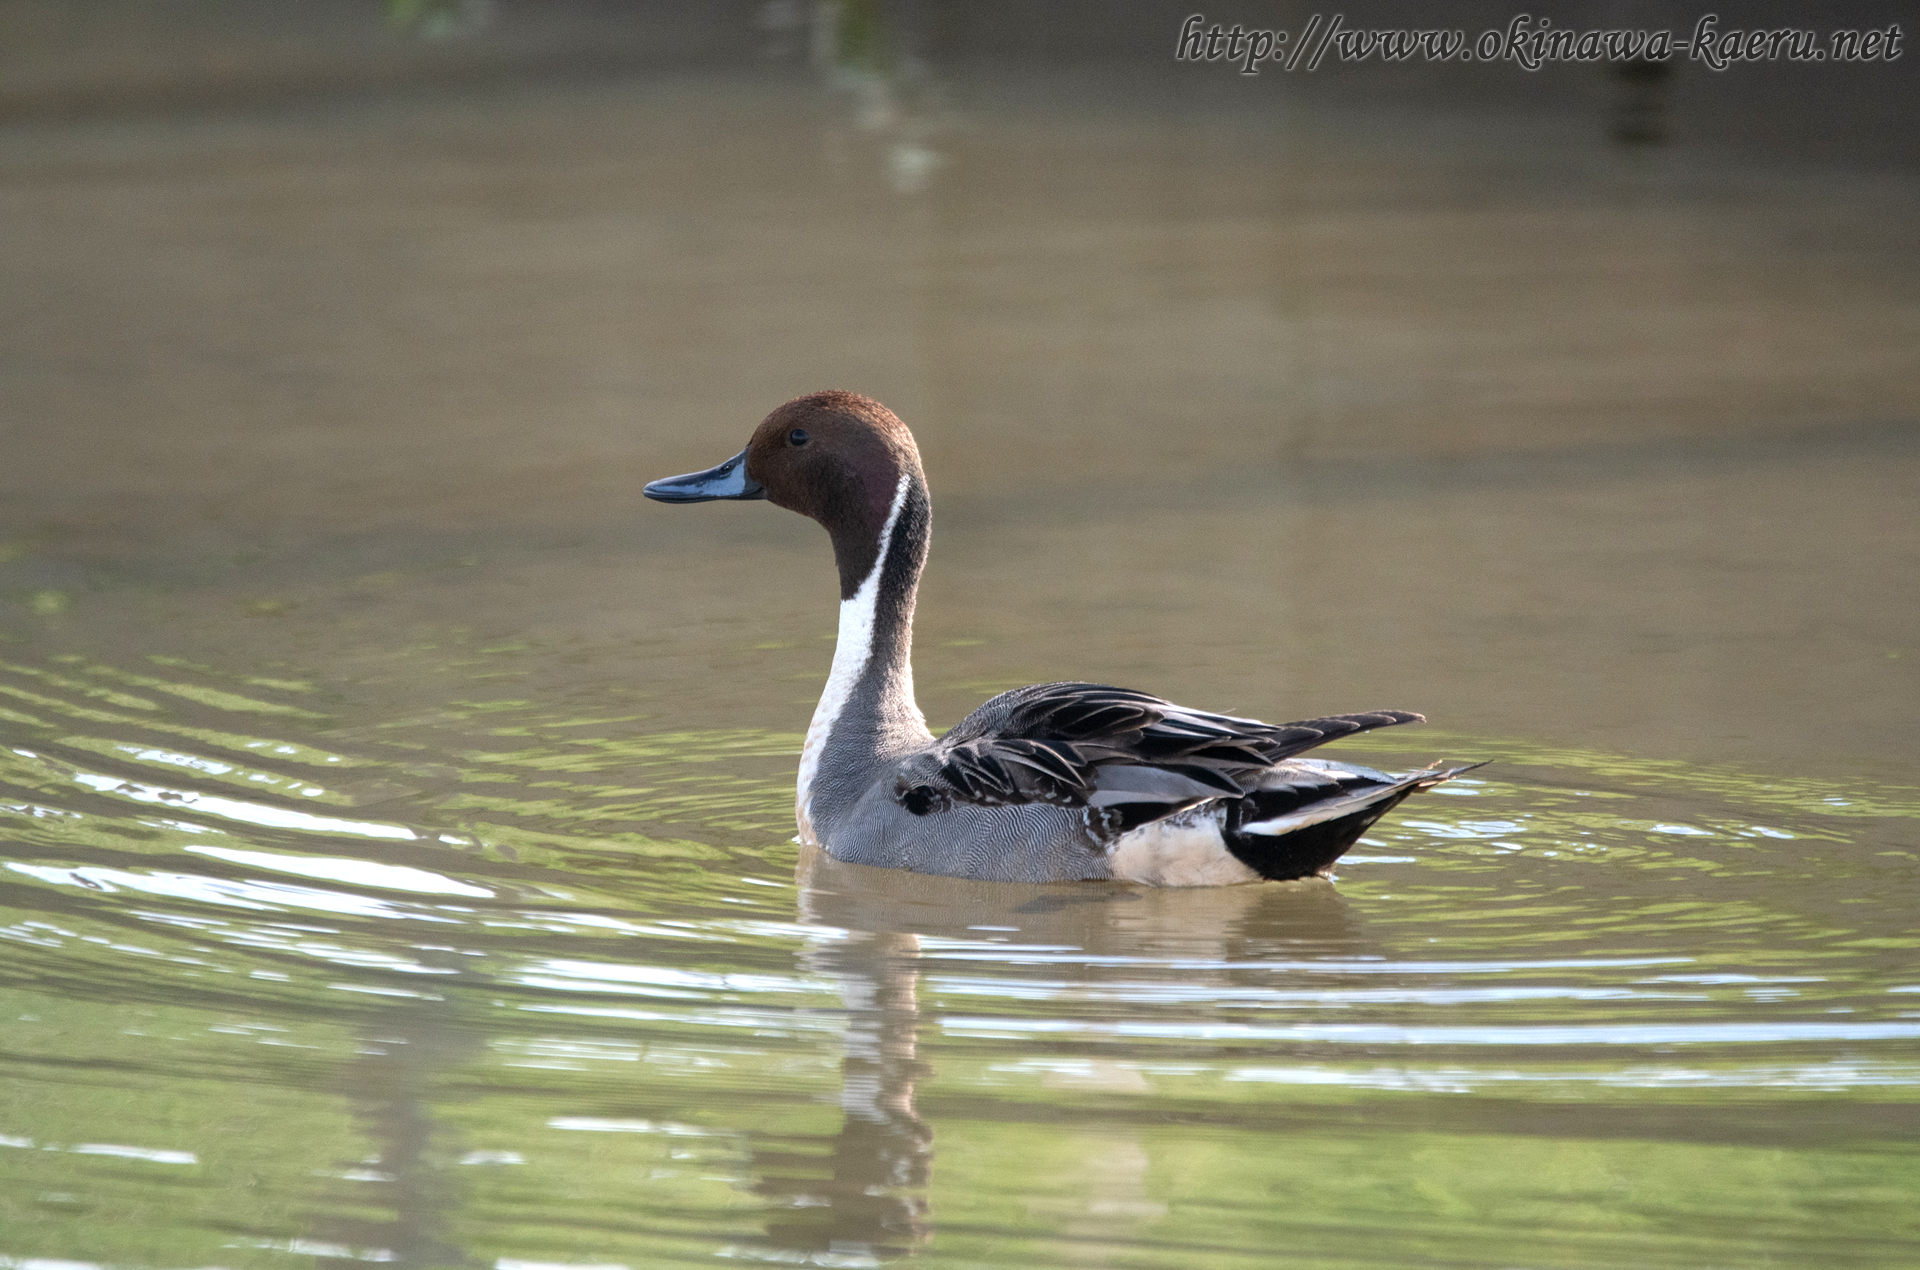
[{"x1": 796, "y1": 473, "x2": 914, "y2": 840}]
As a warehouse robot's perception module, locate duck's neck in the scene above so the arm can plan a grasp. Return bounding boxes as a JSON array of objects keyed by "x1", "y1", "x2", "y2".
[{"x1": 796, "y1": 471, "x2": 933, "y2": 842}]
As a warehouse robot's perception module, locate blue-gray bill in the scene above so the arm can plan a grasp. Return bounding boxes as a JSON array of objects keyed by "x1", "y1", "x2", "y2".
[{"x1": 643, "y1": 448, "x2": 766, "y2": 502}]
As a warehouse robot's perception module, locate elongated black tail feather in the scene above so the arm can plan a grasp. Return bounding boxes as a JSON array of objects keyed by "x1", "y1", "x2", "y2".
[{"x1": 1222, "y1": 761, "x2": 1483, "y2": 880}]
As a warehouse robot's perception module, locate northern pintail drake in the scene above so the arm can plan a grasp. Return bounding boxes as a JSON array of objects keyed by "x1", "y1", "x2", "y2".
[{"x1": 645, "y1": 391, "x2": 1477, "y2": 886}]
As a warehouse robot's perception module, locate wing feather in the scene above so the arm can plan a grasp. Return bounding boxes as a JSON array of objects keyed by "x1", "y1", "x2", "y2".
[{"x1": 892, "y1": 682, "x2": 1425, "y2": 817}]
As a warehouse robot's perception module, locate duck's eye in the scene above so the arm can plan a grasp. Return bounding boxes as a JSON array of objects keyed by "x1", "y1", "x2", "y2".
[{"x1": 788, "y1": 428, "x2": 810, "y2": 446}]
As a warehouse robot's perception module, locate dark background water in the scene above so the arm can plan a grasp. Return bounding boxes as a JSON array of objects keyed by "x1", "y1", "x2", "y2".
[{"x1": 2, "y1": 3, "x2": 1917, "y2": 1267}]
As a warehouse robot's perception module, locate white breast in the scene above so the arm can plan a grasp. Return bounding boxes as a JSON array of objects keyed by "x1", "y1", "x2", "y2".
[{"x1": 1105, "y1": 804, "x2": 1259, "y2": 887}]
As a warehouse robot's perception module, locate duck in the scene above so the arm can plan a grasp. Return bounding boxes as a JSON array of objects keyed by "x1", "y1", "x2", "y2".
[{"x1": 645, "y1": 391, "x2": 1477, "y2": 886}]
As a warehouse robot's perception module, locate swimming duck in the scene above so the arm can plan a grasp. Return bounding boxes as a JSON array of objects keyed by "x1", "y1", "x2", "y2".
[{"x1": 645, "y1": 391, "x2": 1475, "y2": 886}]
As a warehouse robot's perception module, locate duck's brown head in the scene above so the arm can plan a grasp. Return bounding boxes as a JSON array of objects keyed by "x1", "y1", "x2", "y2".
[{"x1": 645, "y1": 391, "x2": 928, "y2": 598}]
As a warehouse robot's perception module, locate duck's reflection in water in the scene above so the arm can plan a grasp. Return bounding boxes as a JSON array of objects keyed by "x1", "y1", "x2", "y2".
[
  {"x1": 751, "y1": 923, "x2": 934, "y2": 1260},
  {"x1": 749, "y1": 847, "x2": 1370, "y2": 1262},
  {"x1": 307, "y1": 995, "x2": 484, "y2": 1270}
]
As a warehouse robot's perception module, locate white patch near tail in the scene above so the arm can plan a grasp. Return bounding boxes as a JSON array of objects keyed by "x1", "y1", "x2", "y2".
[
  {"x1": 1107, "y1": 804, "x2": 1259, "y2": 887},
  {"x1": 795, "y1": 473, "x2": 913, "y2": 845}
]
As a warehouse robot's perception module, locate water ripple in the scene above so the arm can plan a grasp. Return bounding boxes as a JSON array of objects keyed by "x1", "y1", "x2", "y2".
[{"x1": 1, "y1": 651, "x2": 1916, "y2": 1269}]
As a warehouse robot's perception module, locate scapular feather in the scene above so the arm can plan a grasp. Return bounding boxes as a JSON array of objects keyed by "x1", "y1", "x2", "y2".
[{"x1": 892, "y1": 682, "x2": 1425, "y2": 817}]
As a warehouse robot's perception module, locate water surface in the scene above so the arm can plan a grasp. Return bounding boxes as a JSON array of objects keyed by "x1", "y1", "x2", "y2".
[{"x1": 2, "y1": 649, "x2": 1917, "y2": 1268}]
